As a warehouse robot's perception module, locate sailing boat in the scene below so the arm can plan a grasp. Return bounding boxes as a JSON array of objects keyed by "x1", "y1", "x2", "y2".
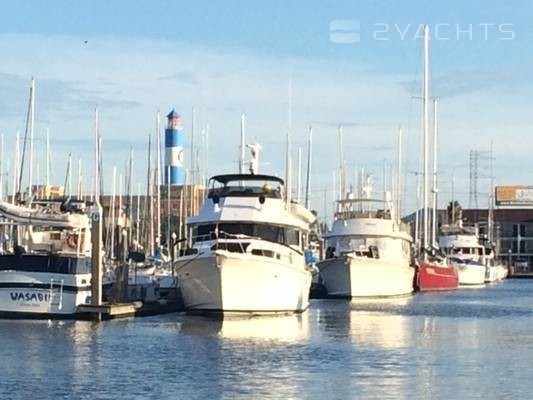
[{"x1": 415, "y1": 25, "x2": 458, "y2": 292}]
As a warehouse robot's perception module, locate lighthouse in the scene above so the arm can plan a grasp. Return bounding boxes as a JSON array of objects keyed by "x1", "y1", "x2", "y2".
[{"x1": 165, "y1": 109, "x2": 184, "y2": 185}]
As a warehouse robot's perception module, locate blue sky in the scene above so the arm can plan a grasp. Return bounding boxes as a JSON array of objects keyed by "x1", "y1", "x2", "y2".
[{"x1": 0, "y1": 0, "x2": 531, "y2": 218}]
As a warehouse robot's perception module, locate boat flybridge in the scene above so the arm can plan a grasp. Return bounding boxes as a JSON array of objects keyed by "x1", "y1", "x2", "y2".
[
  {"x1": 0, "y1": 199, "x2": 93, "y2": 318},
  {"x1": 317, "y1": 196, "x2": 414, "y2": 298},
  {"x1": 174, "y1": 173, "x2": 316, "y2": 313}
]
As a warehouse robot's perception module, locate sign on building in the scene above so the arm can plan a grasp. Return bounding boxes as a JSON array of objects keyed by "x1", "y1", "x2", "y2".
[{"x1": 495, "y1": 186, "x2": 533, "y2": 206}]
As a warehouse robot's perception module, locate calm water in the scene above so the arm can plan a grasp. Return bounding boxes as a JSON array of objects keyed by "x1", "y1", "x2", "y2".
[{"x1": 2, "y1": 280, "x2": 533, "y2": 399}]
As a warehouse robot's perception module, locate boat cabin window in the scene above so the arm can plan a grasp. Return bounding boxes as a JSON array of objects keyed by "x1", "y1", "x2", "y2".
[{"x1": 192, "y1": 222, "x2": 300, "y2": 247}]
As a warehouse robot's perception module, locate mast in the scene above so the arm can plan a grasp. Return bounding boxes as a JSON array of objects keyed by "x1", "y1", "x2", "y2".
[
  {"x1": 94, "y1": 108, "x2": 99, "y2": 203},
  {"x1": 285, "y1": 79, "x2": 292, "y2": 203},
  {"x1": 146, "y1": 132, "x2": 153, "y2": 255},
  {"x1": 12, "y1": 132, "x2": 19, "y2": 202},
  {"x1": 155, "y1": 110, "x2": 162, "y2": 244},
  {"x1": 110, "y1": 164, "x2": 117, "y2": 260},
  {"x1": 136, "y1": 182, "x2": 141, "y2": 249},
  {"x1": 488, "y1": 140, "x2": 494, "y2": 242},
  {"x1": 422, "y1": 24, "x2": 430, "y2": 257},
  {"x1": 205, "y1": 122, "x2": 210, "y2": 187},
  {"x1": 239, "y1": 114, "x2": 245, "y2": 174},
  {"x1": 128, "y1": 146, "x2": 134, "y2": 247},
  {"x1": 28, "y1": 78, "x2": 35, "y2": 197},
  {"x1": 304, "y1": 125, "x2": 313, "y2": 209},
  {"x1": 396, "y1": 126, "x2": 403, "y2": 223},
  {"x1": 338, "y1": 125, "x2": 345, "y2": 200},
  {"x1": 451, "y1": 169, "x2": 456, "y2": 225},
  {"x1": 64, "y1": 153, "x2": 72, "y2": 197},
  {"x1": 77, "y1": 158, "x2": 82, "y2": 200},
  {"x1": 45, "y1": 128, "x2": 50, "y2": 188},
  {"x1": 190, "y1": 106, "x2": 196, "y2": 185},
  {"x1": 431, "y1": 98, "x2": 439, "y2": 248},
  {"x1": 296, "y1": 146, "x2": 302, "y2": 203}
]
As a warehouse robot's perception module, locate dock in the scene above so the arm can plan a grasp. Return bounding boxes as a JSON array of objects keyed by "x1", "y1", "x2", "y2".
[{"x1": 77, "y1": 299, "x2": 183, "y2": 320}]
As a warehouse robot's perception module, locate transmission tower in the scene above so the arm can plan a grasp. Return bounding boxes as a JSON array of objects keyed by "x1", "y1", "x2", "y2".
[{"x1": 468, "y1": 149, "x2": 494, "y2": 209}]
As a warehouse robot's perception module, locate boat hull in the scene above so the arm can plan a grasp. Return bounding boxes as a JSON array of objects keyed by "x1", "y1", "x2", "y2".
[
  {"x1": 317, "y1": 256, "x2": 414, "y2": 298},
  {"x1": 417, "y1": 262, "x2": 459, "y2": 291},
  {"x1": 0, "y1": 271, "x2": 92, "y2": 318},
  {"x1": 485, "y1": 265, "x2": 499, "y2": 283},
  {"x1": 454, "y1": 264, "x2": 486, "y2": 286},
  {"x1": 175, "y1": 251, "x2": 312, "y2": 313}
]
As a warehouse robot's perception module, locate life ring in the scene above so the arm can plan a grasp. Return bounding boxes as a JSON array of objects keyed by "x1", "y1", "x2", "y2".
[{"x1": 66, "y1": 234, "x2": 84, "y2": 250}]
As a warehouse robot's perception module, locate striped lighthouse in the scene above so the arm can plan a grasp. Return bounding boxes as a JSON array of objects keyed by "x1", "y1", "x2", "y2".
[{"x1": 165, "y1": 109, "x2": 184, "y2": 185}]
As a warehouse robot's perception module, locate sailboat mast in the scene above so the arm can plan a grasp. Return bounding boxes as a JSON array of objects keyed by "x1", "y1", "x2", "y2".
[
  {"x1": 28, "y1": 78, "x2": 35, "y2": 197},
  {"x1": 431, "y1": 98, "x2": 439, "y2": 248},
  {"x1": 190, "y1": 106, "x2": 196, "y2": 185},
  {"x1": 12, "y1": 131, "x2": 19, "y2": 201},
  {"x1": 45, "y1": 128, "x2": 50, "y2": 188},
  {"x1": 155, "y1": 111, "x2": 162, "y2": 244},
  {"x1": 422, "y1": 24, "x2": 430, "y2": 256},
  {"x1": 128, "y1": 147, "x2": 134, "y2": 247},
  {"x1": 304, "y1": 126, "x2": 313, "y2": 209},
  {"x1": 110, "y1": 164, "x2": 117, "y2": 260},
  {"x1": 285, "y1": 80, "x2": 292, "y2": 202},
  {"x1": 77, "y1": 158, "x2": 82, "y2": 200},
  {"x1": 94, "y1": 108, "x2": 99, "y2": 203},
  {"x1": 296, "y1": 146, "x2": 302, "y2": 203},
  {"x1": 397, "y1": 127, "x2": 402, "y2": 222},
  {"x1": 338, "y1": 126, "x2": 345, "y2": 200},
  {"x1": 146, "y1": 133, "x2": 153, "y2": 255}
]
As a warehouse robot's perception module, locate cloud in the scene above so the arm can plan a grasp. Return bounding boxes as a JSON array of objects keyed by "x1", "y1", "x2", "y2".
[
  {"x1": 401, "y1": 65, "x2": 533, "y2": 98},
  {"x1": 0, "y1": 32, "x2": 529, "y2": 213}
]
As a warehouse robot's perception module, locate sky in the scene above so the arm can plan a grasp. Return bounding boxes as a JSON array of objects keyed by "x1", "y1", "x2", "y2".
[{"x1": 0, "y1": 0, "x2": 532, "y2": 220}]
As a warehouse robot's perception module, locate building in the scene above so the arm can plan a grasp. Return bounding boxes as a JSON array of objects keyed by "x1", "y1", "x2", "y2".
[{"x1": 405, "y1": 207, "x2": 533, "y2": 271}]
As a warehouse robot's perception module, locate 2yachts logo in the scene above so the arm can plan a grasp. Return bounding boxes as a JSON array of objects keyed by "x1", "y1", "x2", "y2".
[{"x1": 329, "y1": 21, "x2": 516, "y2": 43}]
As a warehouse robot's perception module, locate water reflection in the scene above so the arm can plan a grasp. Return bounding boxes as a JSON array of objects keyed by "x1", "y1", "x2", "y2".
[
  {"x1": 2, "y1": 282, "x2": 533, "y2": 399},
  {"x1": 178, "y1": 313, "x2": 310, "y2": 342}
]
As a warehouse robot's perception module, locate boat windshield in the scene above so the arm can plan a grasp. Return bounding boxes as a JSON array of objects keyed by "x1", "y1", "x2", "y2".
[
  {"x1": 208, "y1": 174, "x2": 283, "y2": 199},
  {"x1": 334, "y1": 199, "x2": 391, "y2": 221}
]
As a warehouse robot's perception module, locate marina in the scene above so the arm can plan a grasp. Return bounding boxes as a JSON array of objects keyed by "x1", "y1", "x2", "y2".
[{"x1": 1, "y1": 1, "x2": 533, "y2": 398}]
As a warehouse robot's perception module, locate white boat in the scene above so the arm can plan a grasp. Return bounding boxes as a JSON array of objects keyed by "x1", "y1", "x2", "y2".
[
  {"x1": 438, "y1": 224, "x2": 486, "y2": 287},
  {"x1": 0, "y1": 200, "x2": 93, "y2": 318},
  {"x1": 317, "y1": 196, "x2": 414, "y2": 298},
  {"x1": 174, "y1": 173, "x2": 315, "y2": 313},
  {"x1": 496, "y1": 264, "x2": 509, "y2": 280}
]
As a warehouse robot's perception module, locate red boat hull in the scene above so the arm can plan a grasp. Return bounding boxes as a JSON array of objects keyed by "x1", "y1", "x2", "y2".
[{"x1": 416, "y1": 262, "x2": 459, "y2": 292}]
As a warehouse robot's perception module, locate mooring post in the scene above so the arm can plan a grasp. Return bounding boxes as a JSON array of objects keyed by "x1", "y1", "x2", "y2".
[{"x1": 91, "y1": 203, "x2": 103, "y2": 320}]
